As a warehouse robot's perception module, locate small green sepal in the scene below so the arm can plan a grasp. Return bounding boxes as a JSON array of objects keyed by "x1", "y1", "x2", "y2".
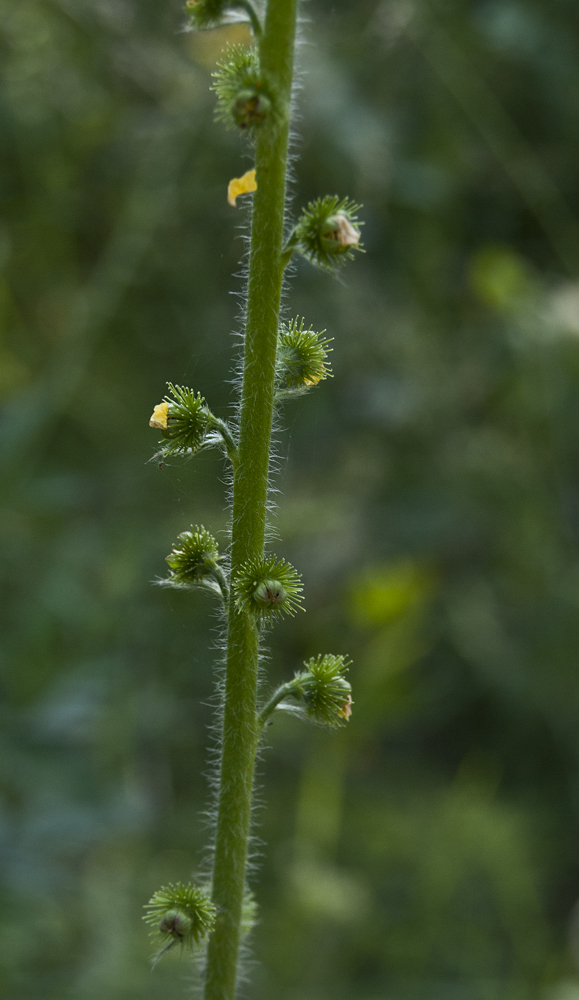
[
  {"x1": 160, "y1": 526, "x2": 228, "y2": 599},
  {"x1": 143, "y1": 882, "x2": 216, "y2": 963},
  {"x1": 233, "y1": 555, "x2": 303, "y2": 620},
  {"x1": 277, "y1": 318, "x2": 332, "y2": 395},
  {"x1": 290, "y1": 196, "x2": 363, "y2": 272},
  {"x1": 213, "y1": 46, "x2": 274, "y2": 131}
]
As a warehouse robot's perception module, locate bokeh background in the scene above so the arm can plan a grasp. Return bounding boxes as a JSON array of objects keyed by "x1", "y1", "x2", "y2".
[{"x1": 3, "y1": 0, "x2": 579, "y2": 997}]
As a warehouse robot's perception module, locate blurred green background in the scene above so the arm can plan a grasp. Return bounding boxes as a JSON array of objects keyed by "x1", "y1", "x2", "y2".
[{"x1": 3, "y1": 0, "x2": 579, "y2": 997}]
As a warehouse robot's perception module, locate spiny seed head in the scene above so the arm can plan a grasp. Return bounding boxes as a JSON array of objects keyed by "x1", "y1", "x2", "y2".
[
  {"x1": 163, "y1": 526, "x2": 222, "y2": 589},
  {"x1": 143, "y1": 882, "x2": 216, "y2": 960},
  {"x1": 212, "y1": 45, "x2": 274, "y2": 131},
  {"x1": 151, "y1": 383, "x2": 210, "y2": 459},
  {"x1": 277, "y1": 318, "x2": 333, "y2": 391},
  {"x1": 293, "y1": 654, "x2": 353, "y2": 728},
  {"x1": 233, "y1": 555, "x2": 303, "y2": 620},
  {"x1": 293, "y1": 196, "x2": 363, "y2": 272}
]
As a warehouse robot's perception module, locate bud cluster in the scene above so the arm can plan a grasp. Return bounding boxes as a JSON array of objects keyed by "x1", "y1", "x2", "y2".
[
  {"x1": 233, "y1": 554, "x2": 303, "y2": 620},
  {"x1": 213, "y1": 45, "x2": 274, "y2": 131},
  {"x1": 277, "y1": 318, "x2": 332, "y2": 395},
  {"x1": 143, "y1": 882, "x2": 216, "y2": 959}
]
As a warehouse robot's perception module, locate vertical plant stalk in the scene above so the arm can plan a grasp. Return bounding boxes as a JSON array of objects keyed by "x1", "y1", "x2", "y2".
[{"x1": 204, "y1": 1, "x2": 299, "y2": 998}]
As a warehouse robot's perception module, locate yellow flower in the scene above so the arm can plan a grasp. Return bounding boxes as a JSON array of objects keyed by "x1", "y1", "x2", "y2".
[
  {"x1": 149, "y1": 401, "x2": 169, "y2": 430},
  {"x1": 227, "y1": 169, "x2": 257, "y2": 207}
]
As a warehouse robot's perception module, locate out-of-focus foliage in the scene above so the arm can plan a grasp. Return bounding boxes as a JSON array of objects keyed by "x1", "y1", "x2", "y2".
[{"x1": 3, "y1": 0, "x2": 579, "y2": 998}]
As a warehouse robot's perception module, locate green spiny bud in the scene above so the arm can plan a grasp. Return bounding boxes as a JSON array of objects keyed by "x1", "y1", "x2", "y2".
[
  {"x1": 277, "y1": 318, "x2": 333, "y2": 393},
  {"x1": 213, "y1": 45, "x2": 274, "y2": 132},
  {"x1": 143, "y1": 882, "x2": 216, "y2": 962},
  {"x1": 149, "y1": 383, "x2": 209, "y2": 458},
  {"x1": 233, "y1": 555, "x2": 303, "y2": 621},
  {"x1": 161, "y1": 526, "x2": 228, "y2": 598},
  {"x1": 149, "y1": 383, "x2": 236, "y2": 462},
  {"x1": 291, "y1": 654, "x2": 353, "y2": 728},
  {"x1": 292, "y1": 196, "x2": 363, "y2": 272}
]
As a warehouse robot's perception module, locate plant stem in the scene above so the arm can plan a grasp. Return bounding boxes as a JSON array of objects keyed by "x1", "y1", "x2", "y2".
[
  {"x1": 258, "y1": 681, "x2": 294, "y2": 727},
  {"x1": 203, "y1": 2, "x2": 299, "y2": 998},
  {"x1": 238, "y1": 0, "x2": 263, "y2": 38}
]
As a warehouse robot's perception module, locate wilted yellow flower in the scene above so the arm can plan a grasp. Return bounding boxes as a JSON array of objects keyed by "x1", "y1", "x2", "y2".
[
  {"x1": 337, "y1": 694, "x2": 353, "y2": 720},
  {"x1": 149, "y1": 401, "x2": 169, "y2": 430},
  {"x1": 227, "y1": 169, "x2": 257, "y2": 207},
  {"x1": 332, "y1": 214, "x2": 360, "y2": 249},
  {"x1": 303, "y1": 369, "x2": 326, "y2": 387}
]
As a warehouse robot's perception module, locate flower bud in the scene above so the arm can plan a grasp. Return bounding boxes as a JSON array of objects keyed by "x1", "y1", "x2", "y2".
[
  {"x1": 159, "y1": 909, "x2": 193, "y2": 940},
  {"x1": 292, "y1": 196, "x2": 363, "y2": 272},
  {"x1": 253, "y1": 578, "x2": 287, "y2": 608},
  {"x1": 277, "y1": 318, "x2": 332, "y2": 394},
  {"x1": 143, "y1": 882, "x2": 216, "y2": 962},
  {"x1": 213, "y1": 45, "x2": 274, "y2": 132},
  {"x1": 149, "y1": 383, "x2": 210, "y2": 458},
  {"x1": 233, "y1": 555, "x2": 303, "y2": 621},
  {"x1": 292, "y1": 654, "x2": 353, "y2": 728},
  {"x1": 161, "y1": 526, "x2": 227, "y2": 599}
]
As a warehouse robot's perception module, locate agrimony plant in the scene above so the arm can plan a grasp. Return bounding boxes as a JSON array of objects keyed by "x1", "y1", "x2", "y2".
[{"x1": 145, "y1": 0, "x2": 363, "y2": 997}]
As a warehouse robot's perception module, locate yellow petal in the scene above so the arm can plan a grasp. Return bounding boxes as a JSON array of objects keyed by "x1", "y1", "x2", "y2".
[
  {"x1": 227, "y1": 169, "x2": 257, "y2": 207},
  {"x1": 149, "y1": 401, "x2": 169, "y2": 430},
  {"x1": 303, "y1": 370, "x2": 325, "y2": 387}
]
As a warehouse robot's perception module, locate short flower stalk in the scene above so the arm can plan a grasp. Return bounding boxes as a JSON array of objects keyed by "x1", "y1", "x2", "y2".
[{"x1": 145, "y1": 0, "x2": 363, "y2": 997}]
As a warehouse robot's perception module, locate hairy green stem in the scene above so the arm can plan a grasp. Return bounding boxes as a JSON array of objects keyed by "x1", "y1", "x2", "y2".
[
  {"x1": 238, "y1": 0, "x2": 263, "y2": 37},
  {"x1": 258, "y1": 681, "x2": 294, "y2": 727},
  {"x1": 203, "y1": 1, "x2": 299, "y2": 998},
  {"x1": 208, "y1": 416, "x2": 239, "y2": 467}
]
